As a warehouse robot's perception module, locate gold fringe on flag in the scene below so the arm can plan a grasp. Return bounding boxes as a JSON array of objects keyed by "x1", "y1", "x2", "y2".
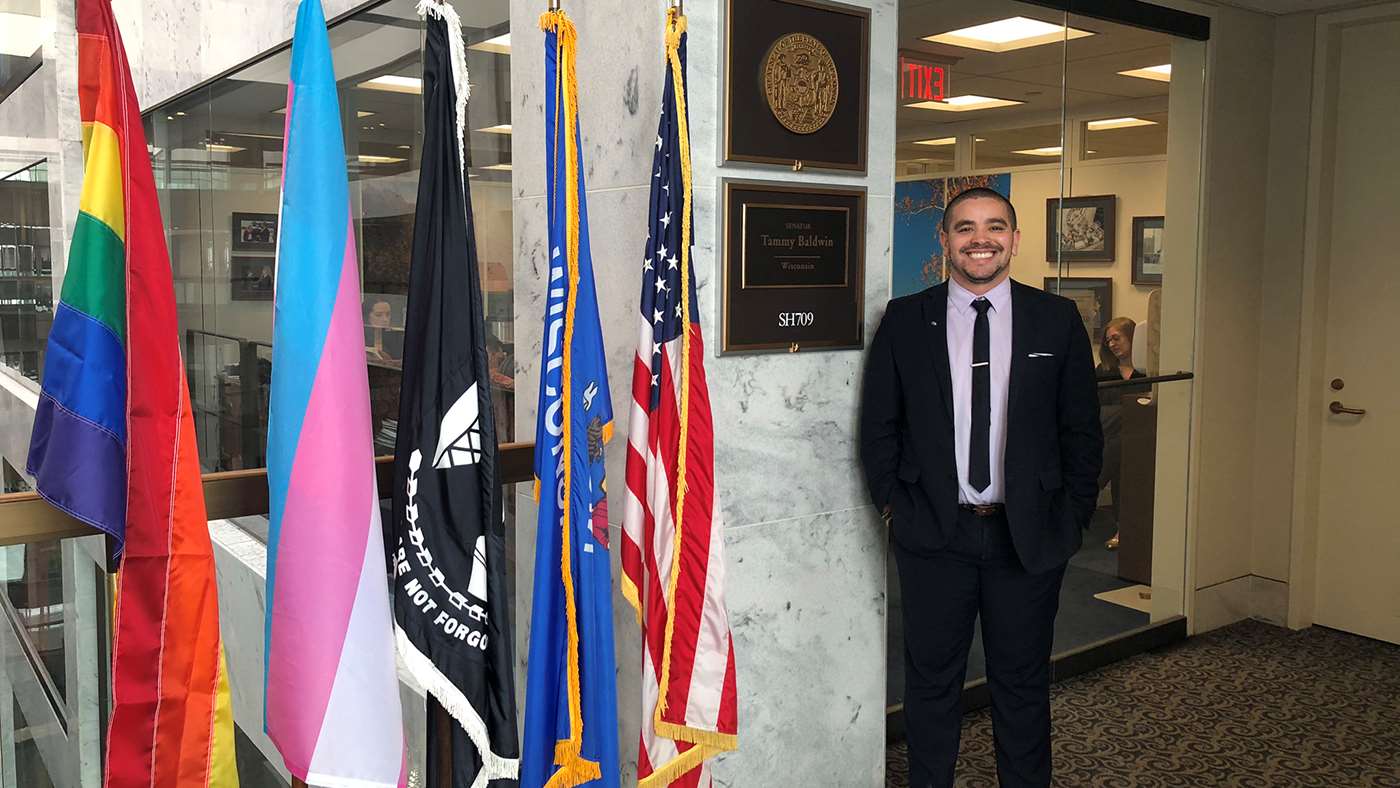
[
  {"x1": 655, "y1": 4, "x2": 691, "y2": 720},
  {"x1": 538, "y1": 9, "x2": 599, "y2": 788}
]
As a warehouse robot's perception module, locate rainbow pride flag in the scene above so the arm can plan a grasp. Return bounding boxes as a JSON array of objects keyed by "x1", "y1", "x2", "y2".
[
  {"x1": 263, "y1": 1, "x2": 406, "y2": 784},
  {"x1": 26, "y1": 1, "x2": 237, "y2": 785}
]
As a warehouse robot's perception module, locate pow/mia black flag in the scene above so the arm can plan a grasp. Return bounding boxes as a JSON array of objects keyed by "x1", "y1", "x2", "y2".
[{"x1": 390, "y1": 3, "x2": 519, "y2": 785}]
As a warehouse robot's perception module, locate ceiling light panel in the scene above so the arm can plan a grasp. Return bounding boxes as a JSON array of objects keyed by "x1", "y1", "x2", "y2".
[
  {"x1": 359, "y1": 75, "x2": 422, "y2": 94},
  {"x1": 1118, "y1": 64, "x2": 1171, "y2": 82},
  {"x1": 1010, "y1": 146, "x2": 1063, "y2": 157},
  {"x1": 1085, "y1": 117, "x2": 1157, "y2": 131},
  {"x1": 908, "y1": 95, "x2": 1024, "y2": 112},
  {"x1": 476, "y1": 124, "x2": 512, "y2": 135},
  {"x1": 914, "y1": 137, "x2": 956, "y2": 146},
  {"x1": 469, "y1": 33, "x2": 510, "y2": 55},
  {"x1": 925, "y1": 16, "x2": 1093, "y2": 53}
]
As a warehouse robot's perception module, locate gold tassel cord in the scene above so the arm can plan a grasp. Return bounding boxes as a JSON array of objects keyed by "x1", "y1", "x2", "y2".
[
  {"x1": 538, "y1": 9, "x2": 599, "y2": 787},
  {"x1": 655, "y1": 6, "x2": 691, "y2": 721}
]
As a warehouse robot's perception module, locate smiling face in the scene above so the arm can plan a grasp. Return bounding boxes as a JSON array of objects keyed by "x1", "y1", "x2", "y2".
[{"x1": 940, "y1": 195, "x2": 1020, "y2": 293}]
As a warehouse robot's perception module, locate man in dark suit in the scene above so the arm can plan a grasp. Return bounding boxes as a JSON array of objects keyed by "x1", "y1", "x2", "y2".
[{"x1": 861, "y1": 188, "x2": 1102, "y2": 787}]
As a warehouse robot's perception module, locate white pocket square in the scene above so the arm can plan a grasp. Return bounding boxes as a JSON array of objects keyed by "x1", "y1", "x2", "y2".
[{"x1": 1027, "y1": 352, "x2": 1055, "y2": 358}]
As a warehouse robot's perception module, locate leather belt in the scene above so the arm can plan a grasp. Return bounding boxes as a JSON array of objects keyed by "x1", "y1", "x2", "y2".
[{"x1": 959, "y1": 503, "x2": 1005, "y2": 517}]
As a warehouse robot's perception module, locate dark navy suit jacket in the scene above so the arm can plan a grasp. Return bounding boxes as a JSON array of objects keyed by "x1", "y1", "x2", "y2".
[{"x1": 860, "y1": 279, "x2": 1104, "y2": 574}]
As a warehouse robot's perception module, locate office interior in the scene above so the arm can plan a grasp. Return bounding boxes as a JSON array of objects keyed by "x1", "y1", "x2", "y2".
[{"x1": 0, "y1": 0, "x2": 1397, "y2": 784}]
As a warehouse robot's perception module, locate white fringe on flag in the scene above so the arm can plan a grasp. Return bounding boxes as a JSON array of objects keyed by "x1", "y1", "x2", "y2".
[
  {"x1": 395, "y1": 626, "x2": 519, "y2": 788},
  {"x1": 417, "y1": 0, "x2": 471, "y2": 187}
]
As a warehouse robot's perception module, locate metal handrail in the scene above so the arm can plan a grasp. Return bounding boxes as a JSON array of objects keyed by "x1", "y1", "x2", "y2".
[
  {"x1": 1097, "y1": 371, "x2": 1194, "y2": 390},
  {"x1": 0, "y1": 442, "x2": 536, "y2": 547}
]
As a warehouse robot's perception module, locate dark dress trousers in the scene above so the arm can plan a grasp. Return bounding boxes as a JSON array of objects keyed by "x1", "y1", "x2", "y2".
[{"x1": 861, "y1": 281, "x2": 1103, "y2": 787}]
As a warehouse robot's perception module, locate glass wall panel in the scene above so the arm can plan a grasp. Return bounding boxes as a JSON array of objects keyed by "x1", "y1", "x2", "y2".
[
  {"x1": 144, "y1": 0, "x2": 515, "y2": 475},
  {"x1": 974, "y1": 123, "x2": 1063, "y2": 168},
  {"x1": 1082, "y1": 110, "x2": 1168, "y2": 160},
  {"x1": 134, "y1": 4, "x2": 516, "y2": 779},
  {"x1": 1057, "y1": 10, "x2": 1205, "y2": 627},
  {"x1": 0, "y1": 161, "x2": 54, "y2": 383},
  {"x1": 896, "y1": 136, "x2": 956, "y2": 176}
]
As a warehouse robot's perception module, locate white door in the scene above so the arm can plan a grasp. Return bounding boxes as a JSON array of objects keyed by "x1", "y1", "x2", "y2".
[{"x1": 1313, "y1": 17, "x2": 1400, "y2": 645}]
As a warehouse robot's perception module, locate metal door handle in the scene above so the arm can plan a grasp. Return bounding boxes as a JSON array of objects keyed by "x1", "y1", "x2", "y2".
[{"x1": 1329, "y1": 400, "x2": 1366, "y2": 416}]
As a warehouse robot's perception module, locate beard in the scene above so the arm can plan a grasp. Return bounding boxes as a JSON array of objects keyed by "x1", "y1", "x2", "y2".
[{"x1": 948, "y1": 244, "x2": 1009, "y2": 285}]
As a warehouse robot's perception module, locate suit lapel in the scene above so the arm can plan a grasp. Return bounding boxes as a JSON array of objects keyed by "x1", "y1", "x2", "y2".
[
  {"x1": 921, "y1": 284, "x2": 954, "y2": 421},
  {"x1": 1008, "y1": 280, "x2": 1035, "y2": 418}
]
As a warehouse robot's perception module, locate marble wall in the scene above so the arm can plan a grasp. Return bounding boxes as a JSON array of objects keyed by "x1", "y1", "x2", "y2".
[{"x1": 509, "y1": 0, "x2": 897, "y2": 783}]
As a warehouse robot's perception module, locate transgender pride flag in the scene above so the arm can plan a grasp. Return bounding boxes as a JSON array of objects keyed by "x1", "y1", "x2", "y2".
[{"x1": 264, "y1": 1, "x2": 406, "y2": 785}]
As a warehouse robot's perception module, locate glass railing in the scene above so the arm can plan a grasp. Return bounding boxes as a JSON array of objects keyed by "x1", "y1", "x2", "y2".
[
  {"x1": 1, "y1": 539, "x2": 66, "y2": 705},
  {"x1": 0, "y1": 533, "x2": 107, "y2": 786}
]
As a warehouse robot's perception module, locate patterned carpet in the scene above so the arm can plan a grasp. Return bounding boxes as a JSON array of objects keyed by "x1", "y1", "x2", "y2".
[{"x1": 887, "y1": 619, "x2": 1400, "y2": 787}]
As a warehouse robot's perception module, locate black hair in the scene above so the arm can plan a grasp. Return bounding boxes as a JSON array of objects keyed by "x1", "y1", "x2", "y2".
[{"x1": 941, "y1": 187, "x2": 1017, "y2": 233}]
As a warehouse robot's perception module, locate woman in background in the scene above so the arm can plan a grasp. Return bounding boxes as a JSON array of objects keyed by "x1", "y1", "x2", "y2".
[{"x1": 1097, "y1": 317, "x2": 1148, "y2": 551}]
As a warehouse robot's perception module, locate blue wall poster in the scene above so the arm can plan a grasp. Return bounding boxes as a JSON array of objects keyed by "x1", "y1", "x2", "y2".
[{"x1": 891, "y1": 173, "x2": 1011, "y2": 298}]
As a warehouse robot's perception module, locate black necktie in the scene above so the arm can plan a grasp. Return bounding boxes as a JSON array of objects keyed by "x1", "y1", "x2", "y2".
[{"x1": 970, "y1": 298, "x2": 992, "y2": 493}]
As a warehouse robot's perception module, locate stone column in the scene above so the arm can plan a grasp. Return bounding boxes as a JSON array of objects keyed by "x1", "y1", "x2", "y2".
[{"x1": 510, "y1": 0, "x2": 896, "y2": 783}]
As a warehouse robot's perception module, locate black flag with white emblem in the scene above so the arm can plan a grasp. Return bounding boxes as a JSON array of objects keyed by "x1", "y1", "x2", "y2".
[{"x1": 390, "y1": 3, "x2": 518, "y2": 785}]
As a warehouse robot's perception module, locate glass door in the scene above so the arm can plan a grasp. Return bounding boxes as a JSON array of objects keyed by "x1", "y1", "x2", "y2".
[{"x1": 1056, "y1": 7, "x2": 1206, "y2": 630}]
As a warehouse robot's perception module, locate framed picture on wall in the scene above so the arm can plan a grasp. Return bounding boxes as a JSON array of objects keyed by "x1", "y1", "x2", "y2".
[
  {"x1": 231, "y1": 212, "x2": 278, "y2": 252},
  {"x1": 231, "y1": 255, "x2": 275, "y2": 301},
  {"x1": 1046, "y1": 195, "x2": 1116, "y2": 263},
  {"x1": 1132, "y1": 216, "x2": 1165, "y2": 285},
  {"x1": 1045, "y1": 276, "x2": 1113, "y2": 346}
]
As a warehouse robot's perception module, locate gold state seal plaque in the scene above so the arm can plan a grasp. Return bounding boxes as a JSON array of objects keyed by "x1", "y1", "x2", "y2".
[{"x1": 762, "y1": 33, "x2": 839, "y2": 135}]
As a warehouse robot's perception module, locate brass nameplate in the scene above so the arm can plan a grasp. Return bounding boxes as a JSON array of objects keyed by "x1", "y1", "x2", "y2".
[
  {"x1": 741, "y1": 203, "x2": 849, "y2": 289},
  {"x1": 722, "y1": 181, "x2": 865, "y2": 354}
]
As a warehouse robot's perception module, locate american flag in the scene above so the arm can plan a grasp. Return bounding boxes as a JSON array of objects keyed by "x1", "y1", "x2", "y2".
[{"x1": 621, "y1": 12, "x2": 739, "y2": 787}]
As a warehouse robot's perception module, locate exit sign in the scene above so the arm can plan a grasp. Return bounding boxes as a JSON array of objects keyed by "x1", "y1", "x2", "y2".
[{"x1": 900, "y1": 54, "x2": 948, "y2": 103}]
